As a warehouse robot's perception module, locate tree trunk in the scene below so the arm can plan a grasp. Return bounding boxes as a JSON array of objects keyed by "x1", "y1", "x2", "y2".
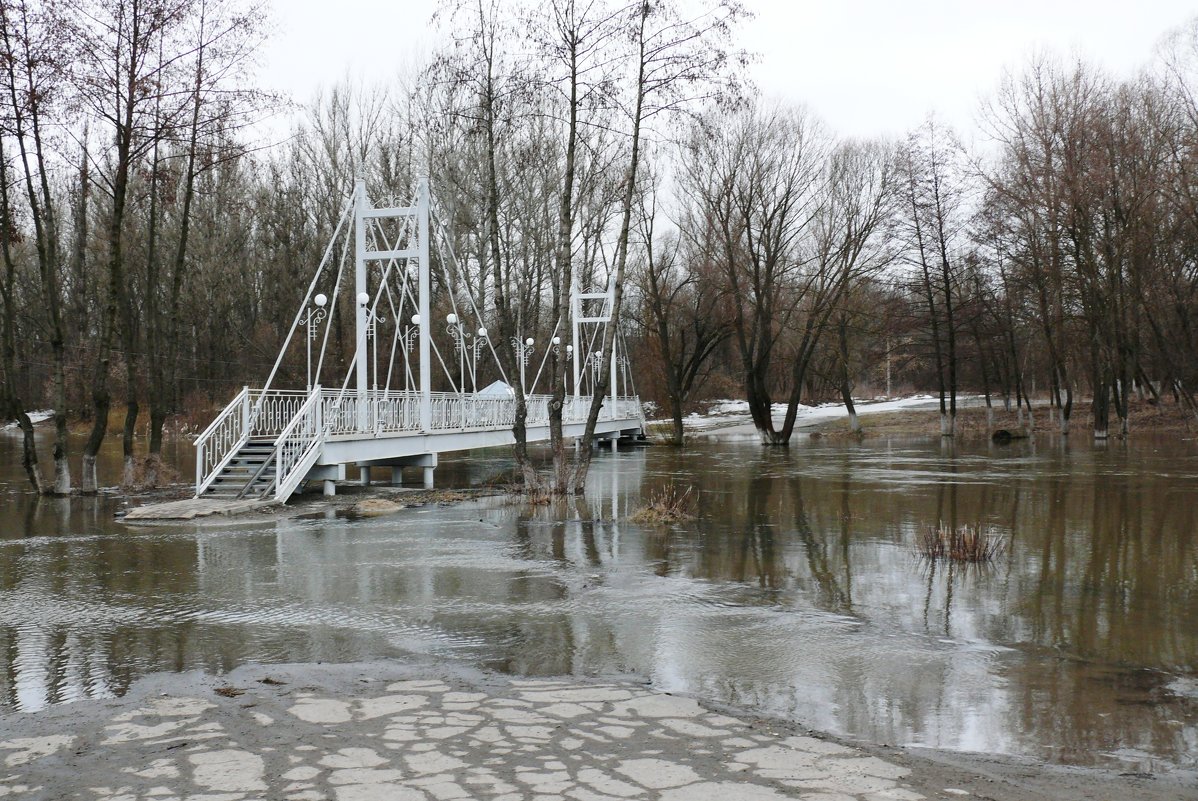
[
  {"x1": 571, "y1": 8, "x2": 649, "y2": 493},
  {"x1": 1, "y1": 19, "x2": 69, "y2": 494},
  {"x1": 549, "y1": 35, "x2": 581, "y2": 493},
  {"x1": 477, "y1": 14, "x2": 536, "y2": 490},
  {"x1": 837, "y1": 315, "x2": 860, "y2": 434},
  {"x1": 1093, "y1": 380, "x2": 1110, "y2": 440},
  {"x1": 841, "y1": 383, "x2": 860, "y2": 434}
]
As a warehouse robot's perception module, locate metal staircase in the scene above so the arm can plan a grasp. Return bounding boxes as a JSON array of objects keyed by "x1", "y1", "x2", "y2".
[
  {"x1": 194, "y1": 386, "x2": 325, "y2": 503},
  {"x1": 200, "y1": 437, "x2": 278, "y2": 499}
]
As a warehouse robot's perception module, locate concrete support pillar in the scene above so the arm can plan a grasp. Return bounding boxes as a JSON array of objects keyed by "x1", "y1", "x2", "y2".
[
  {"x1": 322, "y1": 480, "x2": 336, "y2": 497},
  {"x1": 360, "y1": 466, "x2": 370, "y2": 486},
  {"x1": 423, "y1": 466, "x2": 435, "y2": 489},
  {"x1": 391, "y1": 467, "x2": 403, "y2": 486},
  {"x1": 611, "y1": 437, "x2": 618, "y2": 453}
]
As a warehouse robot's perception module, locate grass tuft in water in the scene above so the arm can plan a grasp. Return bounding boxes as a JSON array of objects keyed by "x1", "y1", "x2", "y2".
[
  {"x1": 630, "y1": 485, "x2": 697, "y2": 524},
  {"x1": 918, "y1": 522, "x2": 1005, "y2": 563}
]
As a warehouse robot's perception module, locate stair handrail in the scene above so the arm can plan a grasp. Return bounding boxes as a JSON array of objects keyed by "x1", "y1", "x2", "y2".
[
  {"x1": 194, "y1": 386, "x2": 251, "y2": 497},
  {"x1": 273, "y1": 385, "x2": 325, "y2": 502}
]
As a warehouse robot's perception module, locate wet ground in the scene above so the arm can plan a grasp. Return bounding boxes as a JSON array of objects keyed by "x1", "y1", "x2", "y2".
[{"x1": 1, "y1": 430, "x2": 1196, "y2": 777}]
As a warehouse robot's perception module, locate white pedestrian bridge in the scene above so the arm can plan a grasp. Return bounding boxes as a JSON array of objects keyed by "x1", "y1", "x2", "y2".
[{"x1": 194, "y1": 179, "x2": 645, "y2": 502}]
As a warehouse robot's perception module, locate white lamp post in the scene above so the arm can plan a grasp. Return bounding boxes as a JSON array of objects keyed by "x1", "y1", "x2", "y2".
[
  {"x1": 470, "y1": 326, "x2": 488, "y2": 393},
  {"x1": 446, "y1": 313, "x2": 469, "y2": 394},
  {"x1": 511, "y1": 336, "x2": 534, "y2": 394},
  {"x1": 590, "y1": 350, "x2": 604, "y2": 392},
  {"x1": 300, "y1": 293, "x2": 328, "y2": 391},
  {"x1": 401, "y1": 314, "x2": 421, "y2": 392},
  {"x1": 565, "y1": 343, "x2": 573, "y2": 395},
  {"x1": 403, "y1": 315, "x2": 421, "y2": 354}
]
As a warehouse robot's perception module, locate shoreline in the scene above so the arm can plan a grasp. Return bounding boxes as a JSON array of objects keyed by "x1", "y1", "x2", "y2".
[
  {"x1": 665, "y1": 396, "x2": 1198, "y2": 443},
  {"x1": 1, "y1": 659, "x2": 1192, "y2": 801}
]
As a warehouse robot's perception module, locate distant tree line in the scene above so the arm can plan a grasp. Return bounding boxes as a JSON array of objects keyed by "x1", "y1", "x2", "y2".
[{"x1": 2, "y1": 0, "x2": 1197, "y2": 495}]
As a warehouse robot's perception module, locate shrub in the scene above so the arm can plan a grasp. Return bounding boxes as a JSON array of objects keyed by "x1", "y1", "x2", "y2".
[
  {"x1": 918, "y1": 522, "x2": 1004, "y2": 563},
  {"x1": 630, "y1": 485, "x2": 697, "y2": 524}
]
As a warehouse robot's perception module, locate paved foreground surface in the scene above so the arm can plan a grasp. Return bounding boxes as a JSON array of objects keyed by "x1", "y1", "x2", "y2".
[
  {"x1": 0, "y1": 662, "x2": 924, "y2": 801},
  {"x1": 3, "y1": 661, "x2": 1192, "y2": 801}
]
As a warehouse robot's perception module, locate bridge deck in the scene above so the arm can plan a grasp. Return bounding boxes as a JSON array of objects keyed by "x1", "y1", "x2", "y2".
[
  {"x1": 319, "y1": 413, "x2": 639, "y2": 466},
  {"x1": 195, "y1": 388, "x2": 645, "y2": 501}
]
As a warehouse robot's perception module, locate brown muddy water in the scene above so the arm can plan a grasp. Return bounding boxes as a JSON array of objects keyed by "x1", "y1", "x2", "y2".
[{"x1": 0, "y1": 428, "x2": 1196, "y2": 774}]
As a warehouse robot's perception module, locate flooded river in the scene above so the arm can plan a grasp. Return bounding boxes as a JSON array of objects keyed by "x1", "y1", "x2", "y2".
[{"x1": 1, "y1": 429, "x2": 1196, "y2": 773}]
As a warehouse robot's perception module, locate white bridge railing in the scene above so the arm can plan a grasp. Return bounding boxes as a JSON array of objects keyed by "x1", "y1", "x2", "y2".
[
  {"x1": 318, "y1": 389, "x2": 638, "y2": 435},
  {"x1": 273, "y1": 389, "x2": 325, "y2": 501},
  {"x1": 196, "y1": 387, "x2": 642, "y2": 497},
  {"x1": 194, "y1": 386, "x2": 249, "y2": 496}
]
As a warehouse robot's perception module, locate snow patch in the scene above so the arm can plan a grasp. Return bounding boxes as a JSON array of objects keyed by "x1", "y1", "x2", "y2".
[
  {"x1": 3, "y1": 410, "x2": 54, "y2": 431},
  {"x1": 667, "y1": 395, "x2": 974, "y2": 434}
]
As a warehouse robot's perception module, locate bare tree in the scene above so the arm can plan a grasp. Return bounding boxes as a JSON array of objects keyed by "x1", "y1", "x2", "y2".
[
  {"x1": 0, "y1": 0, "x2": 71, "y2": 493},
  {"x1": 899, "y1": 117, "x2": 967, "y2": 437},
  {"x1": 776, "y1": 138, "x2": 896, "y2": 438},
  {"x1": 570, "y1": 0, "x2": 746, "y2": 489},
  {"x1": 979, "y1": 58, "x2": 1107, "y2": 435},
  {"x1": 144, "y1": 0, "x2": 271, "y2": 484},
  {"x1": 680, "y1": 102, "x2": 828, "y2": 445},
  {"x1": 66, "y1": 0, "x2": 201, "y2": 490},
  {"x1": 0, "y1": 124, "x2": 47, "y2": 491},
  {"x1": 635, "y1": 176, "x2": 730, "y2": 444}
]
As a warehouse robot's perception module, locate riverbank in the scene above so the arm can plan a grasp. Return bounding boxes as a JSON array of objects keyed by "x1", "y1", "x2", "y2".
[
  {"x1": 1, "y1": 659, "x2": 1191, "y2": 801},
  {"x1": 669, "y1": 395, "x2": 1198, "y2": 442}
]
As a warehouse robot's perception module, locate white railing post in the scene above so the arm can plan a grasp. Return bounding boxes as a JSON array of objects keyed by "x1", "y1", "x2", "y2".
[
  {"x1": 314, "y1": 384, "x2": 322, "y2": 433},
  {"x1": 241, "y1": 386, "x2": 250, "y2": 433}
]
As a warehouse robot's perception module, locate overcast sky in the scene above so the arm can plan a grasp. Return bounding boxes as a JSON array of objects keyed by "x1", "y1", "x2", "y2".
[{"x1": 257, "y1": 0, "x2": 1195, "y2": 140}]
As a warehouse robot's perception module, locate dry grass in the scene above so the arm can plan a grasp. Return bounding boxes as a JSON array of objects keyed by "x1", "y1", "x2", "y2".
[
  {"x1": 918, "y1": 522, "x2": 1005, "y2": 563},
  {"x1": 630, "y1": 485, "x2": 698, "y2": 525},
  {"x1": 810, "y1": 397, "x2": 1198, "y2": 439},
  {"x1": 643, "y1": 420, "x2": 682, "y2": 443},
  {"x1": 125, "y1": 455, "x2": 181, "y2": 490},
  {"x1": 520, "y1": 486, "x2": 553, "y2": 506}
]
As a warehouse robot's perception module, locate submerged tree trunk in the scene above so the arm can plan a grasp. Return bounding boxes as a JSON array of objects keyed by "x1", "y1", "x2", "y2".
[
  {"x1": 1093, "y1": 382, "x2": 1110, "y2": 440},
  {"x1": 837, "y1": 314, "x2": 861, "y2": 434},
  {"x1": 841, "y1": 383, "x2": 860, "y2": 434},
  {"x1": 0, "y1": 138, "x2": 47, "y2": 494}
]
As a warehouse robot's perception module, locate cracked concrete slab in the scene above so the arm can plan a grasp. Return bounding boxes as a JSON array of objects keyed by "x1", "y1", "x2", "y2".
[
  {"x1": 0, "y1": 661, "x2": 1192, "y2": 801},
  {"x1": 0, "y1": 662, "x2": 925, "y2": 801}
]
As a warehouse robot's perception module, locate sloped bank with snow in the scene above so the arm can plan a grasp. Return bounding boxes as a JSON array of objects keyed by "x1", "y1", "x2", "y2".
[{"x1": 673, "y1": 395, "x2": 979, "y2": 441}]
